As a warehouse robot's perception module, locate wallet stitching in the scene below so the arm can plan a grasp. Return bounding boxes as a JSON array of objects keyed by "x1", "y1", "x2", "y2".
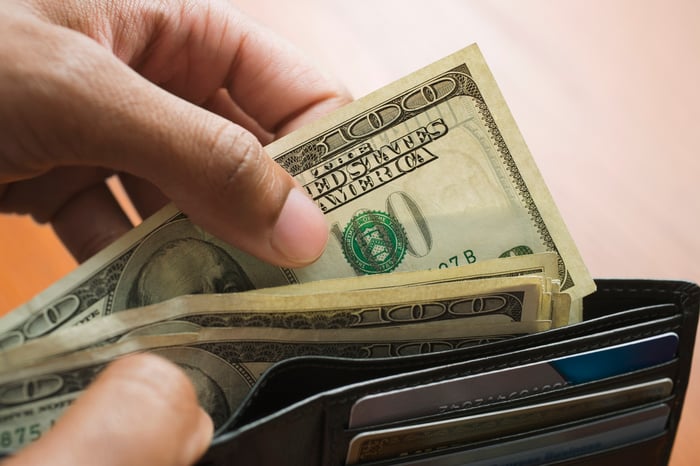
[{"x1": 598, "y1": 284, "x2": 697, "y2": 308}]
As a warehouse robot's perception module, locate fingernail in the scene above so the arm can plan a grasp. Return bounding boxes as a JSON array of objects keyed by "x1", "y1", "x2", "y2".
[{"x1": 271, "y1": 188, "x2": 328, "y2": 265}]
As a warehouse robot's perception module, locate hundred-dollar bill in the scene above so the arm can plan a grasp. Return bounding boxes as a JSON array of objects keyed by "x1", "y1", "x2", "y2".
[
  {"x1": 0, "y1": 315, "x2": 551, "y2": 454},
  {"x1": 0, "y1": 259, "x2": 557, "y2": 370},
  {"x1": 247, "y1": 252, "x2": 558, "y2": 295},
  {"x1": 0, "y1": 44, "x2": 593, "y2": 350}
]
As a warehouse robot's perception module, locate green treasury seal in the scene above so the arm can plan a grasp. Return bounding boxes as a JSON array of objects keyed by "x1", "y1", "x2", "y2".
[{"x1": 342, "y1": 211, "x2": 407, "y2": 274}]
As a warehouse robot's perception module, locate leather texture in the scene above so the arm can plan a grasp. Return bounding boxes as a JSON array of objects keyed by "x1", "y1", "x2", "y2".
[{"x1": 198, "y1": 279, "x2": 700, "y2": 466}]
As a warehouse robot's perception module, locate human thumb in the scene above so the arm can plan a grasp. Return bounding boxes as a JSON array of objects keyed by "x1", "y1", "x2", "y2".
[{"x1": 3, "y1": 354, "x2": 213, "y2": 466}]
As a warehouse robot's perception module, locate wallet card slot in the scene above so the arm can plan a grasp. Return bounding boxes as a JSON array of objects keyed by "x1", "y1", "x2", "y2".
[
  {"x1": 352, "y1": 431, "x2": 670, "y2": 466},
  {"x1": 346, "y1": 401, "x2": 672, "y2": 466},
  {"x1": 341, "y1": 359, "x2": 680, "y2": 433},
  {"x1": 342, "y1": 331, "x2": 680, "y2": 431},
  {"x1": 321, "y1": 326, "x2": 684, "y2": 465},
  {"x1": 336, "y1": 362, "x2": 679, "y2": 466}
]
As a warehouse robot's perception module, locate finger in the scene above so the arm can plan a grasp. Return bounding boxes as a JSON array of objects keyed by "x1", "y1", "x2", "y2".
[
  {"x1": 0, "y1": 167, "x2": 132, "y2": 262},
  {"x1": 117, "y1": 173, "x2": 169, "y2": 221},
  {"x1": 223, "y1": 13, "x2": 352, "y2": 135},
  {"x1": 51, "y1": 182, "x2": 134, "y2": 262},
  {"x1": 130, "y1": 1, "x2": 352, "y2": 137},
  {"x1": 2, "y1": 20, "x2": 327, "y2": 267},
  {"x1": 3, "y1": 354, "x2": 213, "y2": 466},
  {"x1": 202, "y1": 88, "x2": 274, "y2": 145}
]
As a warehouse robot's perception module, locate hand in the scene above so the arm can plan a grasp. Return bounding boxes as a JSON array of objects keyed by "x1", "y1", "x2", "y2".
[
  {"x1": 0, "y1": 0, "x2": 350, "y2": 463},
  {"x1": 2, "y1": 354, "x2": 214, "y2": 466},
  {"x1": 0, "y1": 0, "x2": 350, "y2": 266}
]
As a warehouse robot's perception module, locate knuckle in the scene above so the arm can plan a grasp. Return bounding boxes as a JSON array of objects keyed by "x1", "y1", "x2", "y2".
[{"x1": 207, "y1": 123, "x2": 267, "y2": 195}]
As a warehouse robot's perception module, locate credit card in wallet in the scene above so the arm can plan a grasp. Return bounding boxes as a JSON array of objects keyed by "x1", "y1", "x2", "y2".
[
  {"x1": 348, "y1": 332, "x2": 678, "y2": 428},
  {"x1": 347, "y1": 403, "x2": 670, "y2": 466},
  {"x1": 345, "y1": 378, "x2": 673, "y2": 464}
]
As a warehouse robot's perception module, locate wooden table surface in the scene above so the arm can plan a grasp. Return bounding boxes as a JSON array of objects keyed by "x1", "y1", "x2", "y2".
[{"x1": 1, "y1": 0, "x2": 698, "y2": 462}]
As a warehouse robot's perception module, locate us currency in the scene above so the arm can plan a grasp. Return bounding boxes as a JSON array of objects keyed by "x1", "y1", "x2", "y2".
[
  {"x1": 0, "y1": 43, "x2": 594, "y2": 350},
  {"x1": 0, "y1": 314, "x2": 552, "y2": 454},
  {"x1": 249, "y1": 252, "x2": 559, "y2": 296},
  {"x1": 0, "y1": 253, "x2": 559, "y2": 370}
]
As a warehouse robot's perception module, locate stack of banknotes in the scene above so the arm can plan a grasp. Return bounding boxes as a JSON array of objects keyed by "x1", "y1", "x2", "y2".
[{"x1": 0, "y1": 44, "x2": 595, "y2": 454}]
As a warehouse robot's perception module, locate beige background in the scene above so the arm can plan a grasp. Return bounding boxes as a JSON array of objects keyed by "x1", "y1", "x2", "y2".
[{"x1": 0, "y1": 0, "x2": 698, "y2": 463}]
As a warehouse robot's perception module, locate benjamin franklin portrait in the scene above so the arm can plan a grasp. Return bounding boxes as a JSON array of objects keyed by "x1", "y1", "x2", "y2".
[{"x1": 126, "y1": 237, "x2": 254, "y2": 308}]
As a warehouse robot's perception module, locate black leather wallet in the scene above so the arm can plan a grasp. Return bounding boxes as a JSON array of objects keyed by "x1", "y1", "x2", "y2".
[{"x1": 197, "y1": 279, "x2": 699, "y2": 466}]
